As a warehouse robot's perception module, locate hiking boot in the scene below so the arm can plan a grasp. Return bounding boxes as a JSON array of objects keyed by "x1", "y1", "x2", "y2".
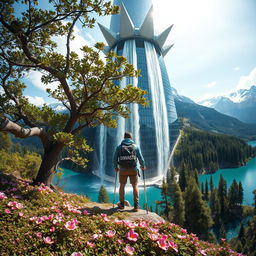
[
  {"x1": 118, "y1": 202, "x2": 125, "y2": 210},
  {"x1": 132, "y1": 204, "x2": 139, "y2": 212}
]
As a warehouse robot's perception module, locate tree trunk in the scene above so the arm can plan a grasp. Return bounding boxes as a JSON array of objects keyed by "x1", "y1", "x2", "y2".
[{"x1": 34, "y1": 142, "x2": 64, "y2": 186}]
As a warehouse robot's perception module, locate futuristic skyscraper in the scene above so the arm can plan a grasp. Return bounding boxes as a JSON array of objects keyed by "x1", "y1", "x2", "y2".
[{"x1": 93, "y1": 0, "x2": 179, "y2": 182}]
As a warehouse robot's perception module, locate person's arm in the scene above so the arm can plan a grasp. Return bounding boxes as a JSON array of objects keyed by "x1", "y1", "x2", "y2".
[
  {"x1": 113, "y1": 146, "x2": 120, "y2": 171},
  {"x1": 136, "y1": 146, "x2": 145, "y2": 170}
]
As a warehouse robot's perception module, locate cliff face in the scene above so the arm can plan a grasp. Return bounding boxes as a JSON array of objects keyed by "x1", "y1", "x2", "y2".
[{"x1": 0, "y1": 172, "x2": 242, "y2": 256}]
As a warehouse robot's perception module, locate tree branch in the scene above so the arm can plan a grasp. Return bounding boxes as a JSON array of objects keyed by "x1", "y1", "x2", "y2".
[
  {"x1": 64, "y1": 11, "x2": 82, "y2": 74},
  {"x1": 0, "y1": 117, "x2": 50, "y2": 150}
]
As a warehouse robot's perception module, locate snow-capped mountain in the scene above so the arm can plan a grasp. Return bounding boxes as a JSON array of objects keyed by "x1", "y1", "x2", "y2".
[{"x1": 198, "y1": 85, "x2": 256, "y2": 124}]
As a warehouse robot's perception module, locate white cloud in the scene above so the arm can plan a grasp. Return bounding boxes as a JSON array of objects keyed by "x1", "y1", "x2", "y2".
[
  {"x1": 52, "y1": 23, "x2": 91, "y2": 58},
  {"x1": 26, "y1": 70, "x2": 59, "y2": 91},
  {"x1": 25, "y1": 96, "x2": 45, "y2": 106},
  {"x1": 234, "y1": 66, "x2": 239, "y2": 71},
  {"x1": 236, "y1": 67, "x2": 256, "y2": 90},
  {"x1": 204, "y1": 81, "x2": 217, "y2": 88}
]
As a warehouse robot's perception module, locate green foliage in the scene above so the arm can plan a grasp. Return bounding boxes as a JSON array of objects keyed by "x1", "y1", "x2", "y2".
[
  {"x1": 0, "y1": 149, "x2": 41, "y2": 179},
  {"x1": 0, "y1": 0, "x2": 147, "y2": 184},
  {"x1": 0, "y1": 132, "x2": 12, "y2": 150},
  {"x1": 174, "y1": 128, "x2": 256, "y2": 174},
  {"x1": 0, "y1": 172, "x2": 242, "y2": 256},
  {"x1": 184, "y1": 178, "x2": 213, "y2": 238},
  {"x1": 98, "y1": 185, "x2": 109, "y2": 203}
]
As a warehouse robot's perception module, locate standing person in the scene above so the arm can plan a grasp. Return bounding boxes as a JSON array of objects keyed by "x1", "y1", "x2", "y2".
[{"x1": 113, "y1": 131, "x2": 145, "y2": 212}]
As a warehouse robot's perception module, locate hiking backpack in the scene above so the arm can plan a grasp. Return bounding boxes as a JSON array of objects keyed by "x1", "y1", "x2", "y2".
[{"x1": 118, "y1": 144, "x2": 137, "y2": 168}]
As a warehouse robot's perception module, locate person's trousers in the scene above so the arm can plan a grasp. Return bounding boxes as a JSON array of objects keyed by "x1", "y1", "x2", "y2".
[{"x1": 119, "y1": 169, "x2": 138, "y2": 205}]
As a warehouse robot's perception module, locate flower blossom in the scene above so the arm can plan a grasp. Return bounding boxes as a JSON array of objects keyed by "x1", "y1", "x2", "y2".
[
  {"x1": 71, "y1": 253, "x2": 83, "y2": 256},
  {"x1": 86, "y1": 241, "x2": 95, "y2": 248},
  {"x1": 64, "y1": 219, "x2": 78, "y2": 230},
  {"x1": 43, "y1": 236, "x2": 54, "y2": 244},
  {"x1": 83, "y1": 210, "x2": 89, "y2": 215},
  {"x1": 124, "y1": 245, "x2": 135, "y2": 255},
  {"x1": 5, "y1": 208, "x2": 11, "y2": 214},
  {"x1": 157, "y1": 238, "x2": 170, "y2": 251},
  {"x1": 126, "y1": 229, "x2": 139, "y2": 242},
  {"x1": 123, "y1": 220, "x2": 137, "y2": 229},
  {"x1": 105, "y1": 230, "x2": 116, "y2": 238},
  {"x1": 148, "y1": 233, "x2": 159, "y2": 241},
  {"x1": 139, "y1": 221, "x2": 148, "y2": 228},
  {"x1": 35, "y1": 232, "x2": 42, "y2": 238},
  {"x1": 0, "y1": 192, "x2": 7, "y2": 200}
]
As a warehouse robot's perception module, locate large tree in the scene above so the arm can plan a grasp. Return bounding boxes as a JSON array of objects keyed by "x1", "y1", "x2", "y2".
[{"x1": 0, "y1": 0, "x2": 147, "y2": 185}]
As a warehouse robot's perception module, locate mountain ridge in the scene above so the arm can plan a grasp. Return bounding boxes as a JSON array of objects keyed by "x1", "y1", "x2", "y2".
[{"x1": 197, "y1": 85, "x2": 256, "y2": 123}]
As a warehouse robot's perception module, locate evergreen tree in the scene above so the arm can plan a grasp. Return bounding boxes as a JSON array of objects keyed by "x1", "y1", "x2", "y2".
[
  {"x1": 253, "y1": 189, "x2": 256, "y2": 214},
  {"x1": 171, "y1": 182, "x2": 185, "y2": 226},
  {"x1": 184, "y1": 178, "x2": 213, "y2": 238},
  {"x1": 98, "y1": 185, "x2": 109, "y2": 203},
  {"x1": 219, "y1": 222, "x2": 226, "y2": 240},
  {"x1": 194, "y1": 170, "x2": 199, "y2": 187},
  {"x1": 218, "y1": 175, "x2": 228, "y2": 222},
  {"x1": 209, "y1": 189, "x2": 221, "y2": 226},
  {"x1": 179, "y1": 165, "x2": 187, "y2": 192},
  {"x1": 238, "y1": 181, "x2": 243, "y2": 205},
  {"x1": 210, "y1": 175, "x2": 214, "y2": 191},
  {"x1": 205, "y1": 179, "x2": 209, "y2": 201},
  {"x1": 201, "y1": 182, "x2": 204, "y2": 195},
  {"x1": 160, "y1": 179, "x2": 170, "y2": 217},
  {"x1": 238, "y1": 223, "x2": 245, "y2": 246}
]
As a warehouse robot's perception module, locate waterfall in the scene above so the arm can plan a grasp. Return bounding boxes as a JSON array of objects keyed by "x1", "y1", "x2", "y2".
[
  {"x1": 116, "y1": 40, "x2": 140, "y2": 149},
  {"x1": 144, "y1": 41, "x2": 170, "y2": 176},
  {"x1": 98, "y1": 124, "x2": 107, "y2": 183},
  {"x1": 98, "y1": 41, "x2": 141, "y2": 179}
]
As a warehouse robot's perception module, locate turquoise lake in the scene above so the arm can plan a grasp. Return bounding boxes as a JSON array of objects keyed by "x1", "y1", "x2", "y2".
[{"x1": 55, "y1": 141, "x2": 256, "y2": 239}]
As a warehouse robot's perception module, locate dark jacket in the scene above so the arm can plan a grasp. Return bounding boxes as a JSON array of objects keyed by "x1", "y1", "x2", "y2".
[{"x1": 113, "y1": 139, "x2": 145, "y2": 171}]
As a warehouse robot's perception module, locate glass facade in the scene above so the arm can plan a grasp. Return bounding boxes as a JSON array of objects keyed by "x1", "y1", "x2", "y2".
[
  {"x1": 110, "y1": 0, "x2": 152, "y2": 33},
  {"x1": 89, "y1": 0, "x2": 179, "y2": 181}
]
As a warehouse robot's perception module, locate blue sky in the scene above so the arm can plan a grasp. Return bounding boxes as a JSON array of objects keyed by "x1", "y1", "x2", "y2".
[{"x1": 22, "y1": 0, "x2": 256, "y2": 104}]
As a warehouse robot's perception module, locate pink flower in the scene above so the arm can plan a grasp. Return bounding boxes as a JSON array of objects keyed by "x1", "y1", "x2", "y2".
[
  {"x1": 43, "y1": 236, "x2": 54, "y2": 244},
  {"x1": 114, "y1": 218, "x2": 123, "y2": 224},
  {"x1": 50, "y1": 227, "x2": 55, "y2": 232},
  {"x1": 91, "y1": 234, "x2": 99, "y2": 240},
  {"x1": 0, "y1": 192, "x2": 7, "y2": 200},
  {"x1": 100, "y1": 213, "x2": 107, "y2": 217},
  {"x1": 117, "y1": 239, "x2": 125, "y2": 244},
  {"x1": 83, "y1": 210, "x2": 89, "y2": 215},
  {"x1": 123, "y1": 220, "x2": 137, "y2": 229},
  {"x1": 157, "y1": 238, "x2": 170, "y2": 251},
  {"x1": 169, "y1": 240, "x2": 178, "y2": 253},
  {"x1": 4, "y1": 208, "x2": 11, "y2": 214},
  {"x1": 35, "y1": 232, "x2": 42, "y2": 238},
  {"x1": 16, "y1": 202, "x2": 23, "y2": 209},
  {"x1": 139, "y1": 221, "x2": 148, "y2": 228},
  {"x1": 199, "y1": 249, "x2": 207, "y2": 256},
  {"x1": 177, "y1": 235, "x2": 187, "y2": 239},
  {"x1": 105, "y1": 230, "x2": 116, "y2": 238},
  {"x1": 126, "y1": 229, "x2": 139, "y2": 242},
  {"x1": 148, "y1": 233, "x2": 159, "y2": 241},
  {"x1": 29, "y1": 216, "x2": 37, "y2": 222},
  {"x1": 124, "y1": 245, "x2": 135, "y2": 255},
  {"x1": 18, "y1": 212, "x2": 24, "y2": 217},
  {"x1": 71, "y1": 253, "x2": 83, "y2": 256},
  {"x1": 86, "y1": 241, "x2": 95, "y2": 248},
  {"x1": 147, "y1": 227, "x2": 159, "y2": 233},
  {"x1": 103, "y1": 216, "x2": 110, "y2": 222},
  {"x1": 64, "y1": 219, "x2": 78, "y2": 230}
]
